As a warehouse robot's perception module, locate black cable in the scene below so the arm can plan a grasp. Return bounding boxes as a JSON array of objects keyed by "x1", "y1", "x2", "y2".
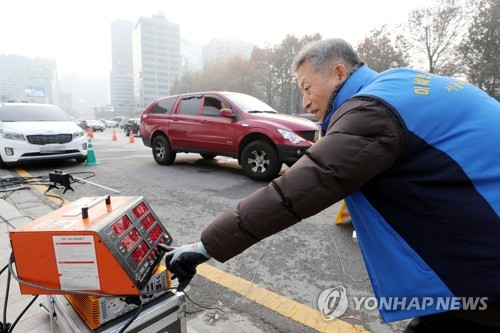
[
  {"x1": 0, "y1": 264, "x2": 7, "y2": 276},
  {"x1": 2, "y1": 270, "x2": 11, "y2": 330},
  {"x1": 0, "y1": 198, "x2": 34, "y2": 222},
  {"x1": 7, "y1": 295, "x2": 38, "y2": 333},
  {"x1": 182, "y1": 290, "x2": 226, "y2": 312},
  {"x1": 166, "y1": 235, "x2": 276, "y2": 314},
  {"x1": 118, "y1": 299, "x2": 143, "y2": 333},
  {"x1": 0, "y1": 176, "x2": 51, "y2": 189},
  {"x1": 70, "y1": 171, "x2": 96, "y2": 178},
  {"x1": 0, "y1": 173, "x2": 97, "y2": 194},
  {"x1": 0, "y1": 172, "x2": 97, "y2": 202},
  {"x1": 0, "y1": 217, "x2": 16, "y2": 230},
  {"x1": 69, "y1": 172, "x2": 96, "y2": 185}
]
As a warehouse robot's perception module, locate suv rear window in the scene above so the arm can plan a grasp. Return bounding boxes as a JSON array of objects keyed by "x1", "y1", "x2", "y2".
[
  {"x1": 1, "y1": 104, "x2": 71, "y2": 122},
  {"x1": 149, "y1": 97, "x2": 178, "y2": 114},
  {"x1": 178, "y1": 97, "x2": 201, "y2": 116}
]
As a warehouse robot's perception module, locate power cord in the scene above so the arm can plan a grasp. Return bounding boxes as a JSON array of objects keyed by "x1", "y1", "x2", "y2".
[
  {"x1": 0, "y1": 321, "x2": 11, "y2": 333},
  {"x1": 327, "y1": 224, "x2": 369, "y2": 282},
  {"x1": 1, "y1": 262, "x2": 38, "y2": 333},
  {"x1": 226, "y1": 234, "x2": 275, "y2": 311},
  {"x1": 0, "y1": 197, "x2": 35, "y2": 223},
  {"x1": 5, "y1": 295, "x2": 38, "y2": 333},
  {"x1": 118, "y1": 297, "x2": 143, "y2": 333},
  {"x1": 1, "y1": 265, "x2": 11, "y2": 333}
]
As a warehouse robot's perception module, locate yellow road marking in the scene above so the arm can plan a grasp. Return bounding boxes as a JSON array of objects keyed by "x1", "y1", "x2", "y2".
[
  {"x1": 197, "y1": 262, "x2": 368, "y2": 332},
  {"x1": 16, "y1": 168, "x2": 368, "y2": 332}
]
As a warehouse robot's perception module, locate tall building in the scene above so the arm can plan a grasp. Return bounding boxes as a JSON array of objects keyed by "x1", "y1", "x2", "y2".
[
  {"x1": 202, "y1": 38, "x2": 255, "y2": 66},
  {"x1": 0, "y1": 54, "x2": 58, "y2": 104},
  {"x1": 132, "y1": 13, "x2": 181, "y2": 108},
  {"x1": 110, "y1": 20, "x2": 135, "y2": 116}
]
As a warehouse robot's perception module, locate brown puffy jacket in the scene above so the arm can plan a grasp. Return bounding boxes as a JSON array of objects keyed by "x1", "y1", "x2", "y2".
[{"x1": 201, "y1": 96, "x2": 404, "y2": 262}]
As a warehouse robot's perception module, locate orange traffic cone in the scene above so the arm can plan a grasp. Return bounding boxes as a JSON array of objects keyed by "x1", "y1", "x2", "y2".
[
  {"x1": 112, "y1": 128, "x2": 117, "y2": 141},
  {"x1": 129, "y1": 129, "x2": 135, "y2": 143},
  {"x1": 87, "y1": 127, "x2": 94, "y2": 138}
]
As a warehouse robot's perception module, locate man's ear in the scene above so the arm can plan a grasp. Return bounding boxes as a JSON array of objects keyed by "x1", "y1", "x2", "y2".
[{"x1": 334, "y1": 64, "x2": 349, "y2": 82}]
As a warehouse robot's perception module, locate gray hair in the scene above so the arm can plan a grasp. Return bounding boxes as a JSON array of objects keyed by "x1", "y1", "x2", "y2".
[{"x1": 291, "y1": 38, "x2": 363, "y2": 74}]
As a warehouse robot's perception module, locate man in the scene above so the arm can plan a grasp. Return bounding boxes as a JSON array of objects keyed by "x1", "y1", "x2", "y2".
[{"x1": 164, "y1": 38, "x2": 500, "y2": 332}]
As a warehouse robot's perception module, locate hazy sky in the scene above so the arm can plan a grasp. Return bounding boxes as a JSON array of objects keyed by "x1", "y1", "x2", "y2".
[{"x1": 1, "y1": 0, "x2": 434, "y2": 78}]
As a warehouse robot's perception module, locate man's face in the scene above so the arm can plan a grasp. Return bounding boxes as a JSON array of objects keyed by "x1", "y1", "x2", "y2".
[{"x1": 296, "y1": 60, "x2": 347, "y2": 122}]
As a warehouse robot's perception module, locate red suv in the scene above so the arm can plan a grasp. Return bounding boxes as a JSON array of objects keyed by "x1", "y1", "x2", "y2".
[{"x1": 140, "y1": 92, "x2": 319, "y2": 181}]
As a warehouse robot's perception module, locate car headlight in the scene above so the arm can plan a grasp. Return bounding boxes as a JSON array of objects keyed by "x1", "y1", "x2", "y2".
[
  {"x1": 277, "y1": 129, "x2": 305, "y2": 144},
  {"x1": 73, "y1": 130, "x2": 85, "y2": 139},
  {"x1": 0, "y1": 130, "x2": 26, "y2": 141}
]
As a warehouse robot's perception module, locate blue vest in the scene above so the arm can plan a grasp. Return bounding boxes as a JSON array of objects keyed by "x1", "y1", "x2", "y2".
[{"x1": 329, "y1": 66, "x2": 500, "y2": 322}]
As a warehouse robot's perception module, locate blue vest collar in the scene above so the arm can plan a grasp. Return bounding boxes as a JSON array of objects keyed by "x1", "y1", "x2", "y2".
[{"x1": 320, "y1": 66, "x2": 378, "y2": 132}]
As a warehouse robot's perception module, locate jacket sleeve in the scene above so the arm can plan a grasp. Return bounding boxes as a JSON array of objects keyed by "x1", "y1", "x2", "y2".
[{"x1": 201, "y1": 97, "x2": 404, "y2": 262}]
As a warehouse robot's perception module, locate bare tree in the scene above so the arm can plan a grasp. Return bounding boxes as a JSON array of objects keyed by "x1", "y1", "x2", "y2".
[
  {"x1": 170, "y1": 71, "x2": 200, "y2": 94},
  {"x1": 247, "y1": 46, "x2": 279, "y2": 106},
  {"x1": 248, "y1": 34, "x2": 321, "y2": 113},
  {"x1": 357, "y1": 25, "x2": 410, "y2": 72},
  {"x1": 458, "y1": 0, "x2": 499, "y2": 99},
  {"x1": 406, "y1": 0, "x2": 467, "y2": 74}
]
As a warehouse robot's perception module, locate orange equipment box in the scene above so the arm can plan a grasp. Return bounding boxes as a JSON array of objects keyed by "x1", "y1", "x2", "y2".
[{"x1": 9, "y1": 196, "x2": 172, "y2": 296}]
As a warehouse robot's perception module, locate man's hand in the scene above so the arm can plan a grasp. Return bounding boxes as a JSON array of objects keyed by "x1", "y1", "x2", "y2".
[{"x1": 160, "y1": 242, "x2": 211, "y2": 291}]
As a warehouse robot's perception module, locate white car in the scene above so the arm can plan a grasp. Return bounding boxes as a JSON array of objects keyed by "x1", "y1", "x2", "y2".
[
  {"x1": 102, "y1": 119, "x2": 118, "y2": 128},
  {"x1": 0, "y1": 103, "x2": 87, "y2": 168}
]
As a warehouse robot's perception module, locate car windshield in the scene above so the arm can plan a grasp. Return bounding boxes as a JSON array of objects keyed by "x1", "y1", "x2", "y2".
[
  {"x1": 0, "y1": 104, "x2": 72, "y2": 122},
  {"x1": 223, "y1": 93, "x2": 277, "y2": 114}
]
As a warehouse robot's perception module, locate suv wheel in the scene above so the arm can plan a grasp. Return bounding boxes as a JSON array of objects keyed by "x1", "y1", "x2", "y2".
[
  {"x1": 241, "y1": 141, "x2": 281, "y2": 181},
  {"x1": 152, "y1": 136, "x2": 176, "y2": 165}
]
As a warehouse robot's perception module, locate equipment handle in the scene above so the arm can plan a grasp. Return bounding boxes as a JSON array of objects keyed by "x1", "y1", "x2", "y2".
[{"x1": 81, "y1": 195, "x2": 112, "y2": 221}]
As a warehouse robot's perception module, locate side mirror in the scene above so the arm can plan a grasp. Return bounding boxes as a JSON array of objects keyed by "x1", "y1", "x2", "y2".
[{"x1": 219, "y1": 108, "x2": 235, "y2": 118}]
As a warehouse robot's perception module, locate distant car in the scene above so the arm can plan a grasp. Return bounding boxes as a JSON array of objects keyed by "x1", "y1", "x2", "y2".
[
  {"x1": 119, "y1": 118, "x2": 130, "y2": 129},
  {"x1": 80, "y1": 119, "x2": 105, "y2": 132},
  {"x1": 102, "y1": 119, "x2": 118, "y2": 128},
  {"x1": 0, "y1": 102, "x2": 87, "y2": 168},
  {"x1": 140, "y1": 91, "x2": 319, "y2": 181},
  {"x1": 123, "y1": 118, "x2": 141, "y2": 136},
  {"x1": 113, "y1": 116, "x2": 127, "y2": 124}
]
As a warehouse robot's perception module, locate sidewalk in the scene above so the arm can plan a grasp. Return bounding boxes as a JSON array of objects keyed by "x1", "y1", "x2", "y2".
[{"x1": 1, "y1": 169, "x2": 57, "y2": 332}]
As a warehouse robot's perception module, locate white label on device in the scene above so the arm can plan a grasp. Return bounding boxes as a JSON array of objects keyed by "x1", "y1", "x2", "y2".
[{"x1": 52, "y1": 235, "x2": 100, "y2": 290}]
